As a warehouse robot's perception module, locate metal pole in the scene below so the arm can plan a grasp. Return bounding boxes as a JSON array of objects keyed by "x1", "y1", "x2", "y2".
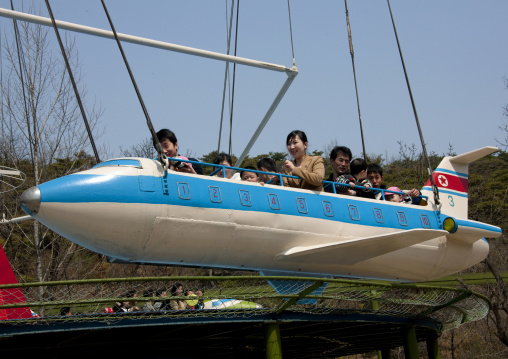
[
  {"x1": 234, "y1": 68, "x2": 298, "y2": 167},
  {"x1": 0, "y1": 215, "x2": 32, "y2": 224},
  {"x1": 0, "y1": 8, "x2": 296, "y2": 74},
  {"x1": 402, "y1": 325, "x2": 419, "y2": 359},
  {"x1": 265, "y1": 322, "x2": 282, "y2": 359},
  {"x1": 371, "y1": 291, "x2": 382, "y2": 359},
  {"x1": 426, "y1": 336, "x2": 441, "y2": 359}
]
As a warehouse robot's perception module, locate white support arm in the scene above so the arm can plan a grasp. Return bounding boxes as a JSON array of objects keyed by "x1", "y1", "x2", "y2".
[{"x1": 0, "y1": 8, "x2": 296, "y2": 74}]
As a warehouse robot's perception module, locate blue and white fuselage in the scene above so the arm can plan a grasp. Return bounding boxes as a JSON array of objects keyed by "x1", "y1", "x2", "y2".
[{"x1": 20, "y1": 148, "x2": 502, "y2": 282}]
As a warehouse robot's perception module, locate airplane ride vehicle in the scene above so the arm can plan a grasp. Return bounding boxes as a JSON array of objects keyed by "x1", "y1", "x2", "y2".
[{"x1": 18, "y1": 147, "x2": 502, "y2": 282}]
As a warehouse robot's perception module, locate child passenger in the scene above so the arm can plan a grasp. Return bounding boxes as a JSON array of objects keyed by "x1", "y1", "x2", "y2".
[
  {"x1": 367, "y1": 163, "x2": 387, "y2": 200},
  {"x1": 240, "y1": 166, "x2": 259, "y2": 182},
  {"x1": 336, "y1": 158, "x2": 373, "y2": 198},
  {"x1": 384, "y1": 187, "x2": 404, "y2": 203},
  {"x1": 368, "y1": 163, "x2": 423, "y2": 203}
]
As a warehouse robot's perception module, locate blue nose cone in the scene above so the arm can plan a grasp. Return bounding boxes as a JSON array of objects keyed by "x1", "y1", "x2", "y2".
[{"x1": 20, "y1": 186, "x2": 41, "y2": 215}]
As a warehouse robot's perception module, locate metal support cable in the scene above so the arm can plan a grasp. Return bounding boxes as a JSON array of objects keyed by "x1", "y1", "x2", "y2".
[
  {"x1": 44, "y1": 0, "x2": 100, "y2": 164},
  {"x1": 100, "y1": 0, "x2": 167, "y2": 168},
  {"x1": 228, "y1": 0, "x2": 240, "y2": 156},
  {"x1": 386, "y1": 0, "x2": 440, "y2": 206},
  {"x1": 217, "y1": 0, "x2": 235, "y2": 153},
  {"x1": 344, "y1": 0, "x2": 366, "y2": 160},
  {"x1": 10, "y1": 0, "x2": 35, "y2": 172},
  {"x1": 287, "y1": 0, "x2": 296, "y2": 66}
]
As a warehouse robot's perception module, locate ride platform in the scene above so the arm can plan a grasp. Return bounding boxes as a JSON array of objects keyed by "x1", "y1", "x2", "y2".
[{"x1": 0, "y1": 276, "x2": 490, "y2": 358}]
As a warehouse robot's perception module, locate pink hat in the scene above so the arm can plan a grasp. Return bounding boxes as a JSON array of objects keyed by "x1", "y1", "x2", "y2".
[
  {"x1": 385, "y1": 186, "x2": 402, "y2": 196},
  {"x1": 176, "y1": 155, "x2": 192, "y2": 168}
]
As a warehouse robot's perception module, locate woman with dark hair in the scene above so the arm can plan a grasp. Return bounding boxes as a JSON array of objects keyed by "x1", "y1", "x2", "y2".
[
  {"x1": 283, "y1": 130, "x2": 325, "y2": 191},
  {"x1": 169, "y1": 283, "x2": 187, "y2": 310}
]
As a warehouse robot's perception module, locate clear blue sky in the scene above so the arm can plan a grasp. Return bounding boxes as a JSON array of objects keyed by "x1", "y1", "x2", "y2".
[{"x1": 1, "y1": 1, "x2": 507, "y2": 162}]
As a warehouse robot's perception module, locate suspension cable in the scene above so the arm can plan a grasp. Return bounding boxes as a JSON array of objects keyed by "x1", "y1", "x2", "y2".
[
  {"x1": 228, "y1": 0, "x2": 240, "y2": 156},
  {"x1": 10, "y1": 0, "x2": 35, "y2": 172},
  {"x1": 287, "y1": 0, "x2": 296, "y2": 67},
  {"x1": 344, "y1": 0, "x2": 366, "y2": 161},
  {"x1": 100, "y1": 0, "x2": 167, "y2": 168},
  {"x1": 386, "y1": 0, "x2": 440, "y2": 206},
  {"x1": 44, "y1": 0, "x2": 101, "y2": 164},
  {"x1": 217, "y1": 0, "x2": 235, "y2": 154}
]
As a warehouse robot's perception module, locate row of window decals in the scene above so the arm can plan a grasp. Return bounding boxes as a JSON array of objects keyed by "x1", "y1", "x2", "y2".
[{"x1": 176, "y1": 182, "x2": 432, "y2": 229}]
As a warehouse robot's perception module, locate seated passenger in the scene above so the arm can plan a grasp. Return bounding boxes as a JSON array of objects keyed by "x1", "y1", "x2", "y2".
[
  {"x1": 213, "y1": 152, "x2": 235, "y2": 179},
  {"x1": 240, "y1": 166, "x2": 259, "y2": 182},
  {"x1": 153, "y1": 286, "x2": 168, "y2": 311},
  {"x1": 336, "y1": 158, "x2": 374, "y2": 198},
  {"x1": 113, "y1": 290, "x2": 139, "y2": 312},
  {"x1": 384, "y1": 186, "x2": 404, "y2": 203},
  {"x1": 154, "y1": 129, "x2": 203, "y2": 174},
  {"x1": 324, "y1": 146, "x2": 352, "y2": 194},
  {"x1": 184, "y1": 290, "x2": 199, "y2": 309},
  {"x1": 142, "y1": 288, "x2": 157, "y2": 312},
  {"x1": 257, "y1": 157, "x2": 281, "y2": 185},
  {"x1": 169, "y1": 283, "x2": 188, "y2": 310},
  {"x1": 283, "y1": 130, "x2": 325, "y2": 191},
  {"x1": 195, "y1": 289, "x2": 205, "y2": 309},
  {"x1": 368, "y1": 163, "x2": 423, "y2": 203},
  {"x1": 59, "y1": 307, "x2": 71, "y2": 316},
  {"x1": 367, "y1": 163, "x2": 387, "y2": 200}
]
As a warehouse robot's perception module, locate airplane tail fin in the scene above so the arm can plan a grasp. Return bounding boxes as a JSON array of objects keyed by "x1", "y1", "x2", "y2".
[
  {"x1": 420, "y1": 146, "x2": 498, "y2": 219},
  {"x1": 0, "y1": 243, "x2": 32, "y2": 320}
]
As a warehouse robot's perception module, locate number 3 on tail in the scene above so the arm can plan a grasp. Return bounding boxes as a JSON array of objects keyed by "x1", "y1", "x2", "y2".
[{"x1": 448, "y1": 195, "x2": 454, "y2": 207}]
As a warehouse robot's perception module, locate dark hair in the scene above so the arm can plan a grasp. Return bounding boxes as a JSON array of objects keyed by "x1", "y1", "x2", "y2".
[
  {"x1": 330, "y1": 146, "x2": 352, "y2": 161},
  {"x1": 286, "y1": 130, "x2": 308, "y2": 146},
  {"x1": 143, "y1": 288, "x2": 156, "y2": 298},
  {"x1": 367, "y1": 163, "x2": 383, "y2": 177},
  {"x1": 213, "y1": 152, "x2": 233, "y2": 166},
  {"x1": 171, "y1": 283, "x2": 184, "y2": 296},
  {"x1": 350, "y1": 158, "x2": 367, "y2": 175},
  {"x1": 124, "y1": 290, "x2": 137, "y2": 298},
  {"x1": 257, "y1": 157, "x2": 277, "y2": 172},
  {"x1": 240, "y1": 166, "x2": 258, "y2": 178},
  {"x1": 153, "y1": 128, "x2": 177, "y2": 149},
  {"x1": 156, "y1": 287, "x2": 167, "y2": 296},
  {"x1": 59, "y1": 307, "x2": 71, "y2": 316}
]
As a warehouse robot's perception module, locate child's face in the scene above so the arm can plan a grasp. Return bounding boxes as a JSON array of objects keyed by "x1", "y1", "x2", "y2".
[
  {"x1": 241, "y1": 171, "x2": 259, "y2": 182},
  {"x1": 160, "y1": 138, "x2": 178, "y2": 158},
  {"x1": 368, "y1": 172, "x2": 383, "y2": 188},
  {"x1": 387, "y1": 194, "x2": 402, "y2": 202}
]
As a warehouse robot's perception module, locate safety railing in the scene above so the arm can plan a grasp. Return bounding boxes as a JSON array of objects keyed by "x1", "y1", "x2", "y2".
[
  {"x1": 0, "y1": 276, "x2": 489, "y2": 332},
  {"x1": 166, "y1": 157, "x2": 428, "y2": 202}
]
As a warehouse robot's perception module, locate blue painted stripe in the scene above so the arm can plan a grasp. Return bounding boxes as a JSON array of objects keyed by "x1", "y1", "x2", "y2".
[
  {"x1": 421, "y1": 186, "x2": 468, "y2": 198},
  {"x1": 434, "y1": 168, "x2": 468, "y2": 178},
  {"x1": 38, "y1": 172, "x2": 441, "y2": 232}
]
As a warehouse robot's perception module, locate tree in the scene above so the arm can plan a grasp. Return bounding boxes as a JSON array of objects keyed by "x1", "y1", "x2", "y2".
[
  {"x1": 1, "y1": 6, "x2": 103, "y2": 308},
  {"x1": 469, "y1": 154, "x2": 508, "y2": 348},
  {"x1": 120, "y1": 137, "x2": 156, "y2": 158},
  {"x1": 497, "y1": 77, "x2": 508, "y2": 151}
]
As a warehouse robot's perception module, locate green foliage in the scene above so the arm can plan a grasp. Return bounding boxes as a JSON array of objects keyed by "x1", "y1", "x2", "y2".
[{"x1": 268, "y1": 151, "x2": 287, "y2": 162}]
